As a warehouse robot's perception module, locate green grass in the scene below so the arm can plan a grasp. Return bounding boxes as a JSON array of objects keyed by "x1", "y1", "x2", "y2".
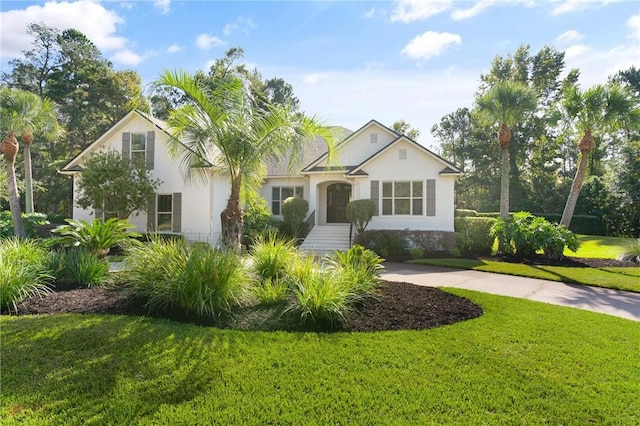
[
  {"x1": 409, "y1": 258, "x2": 640, "y2": 292},
  {"x1": 566, "y1": 234, "x2": 633, "y2": 259},
  {"x1": 2, "y1": 291, "x2": 638, "y2": 425}
]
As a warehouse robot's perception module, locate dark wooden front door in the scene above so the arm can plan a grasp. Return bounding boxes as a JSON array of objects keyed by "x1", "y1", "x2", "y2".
[{"x1": 327, "y1": 183, "x2": 351, "y2": 223}]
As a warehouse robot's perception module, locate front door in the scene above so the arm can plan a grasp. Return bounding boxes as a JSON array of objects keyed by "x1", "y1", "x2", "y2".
[{"x1": 327, "y1": 183, "x2": 351, "y2": 223}]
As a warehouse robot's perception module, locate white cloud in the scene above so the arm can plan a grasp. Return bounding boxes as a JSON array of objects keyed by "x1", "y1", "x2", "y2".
[
  {"x1": 196, "y1": 33, "x2": 226, "y2": 50},
  {"x1": 167, "y1": 44, "x2": 183, "y2": 54},
  {"x1": 628, "y1": 14, "x2": 640, "y2": 40},
  {"x1": 303, "y1": 72, "x2": 335, "y2": 86},
  {"x1": 363, "y1": 7, "x2": 376, "y2": 19},
  {"x1": 564, "y1": 44, "x2": 590, "y2": 61},
  {"x1": 112, "y1": 49, "x2": 145, "y2": 66},
  {"x1": 401, "y1": 31, "x2": 462, "y2": 61},
  {"x1": 154, "y1": 0, "x2": 171, "y2": 14},
  {"x1": 0, "y1": 0, "x2": 126, "y2": 60},
  {"x1": 555, "y1": 30, "x2": 584, "y2": 45},
  {"x1": 551, "y1": 0, "x2": 624, "y2": 16},
  {"x1": 222, "y1": 17, "x2": 256, "y2": 36},
  {"x1": 391, "y1": 0, "x2": 452, "y2": 23},
  {"x1": 119, "y1": 2, "x2": 135, "y2": 10},
  {"x1": 452, "y1": 0, "x2": 535, "y2": 20}
]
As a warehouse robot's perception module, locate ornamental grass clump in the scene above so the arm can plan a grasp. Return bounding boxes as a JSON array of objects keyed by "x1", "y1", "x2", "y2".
[
  {"x1": 325, "y1": 245, "x2": 384, "y2": 295},
  {"x1": 47, "y1": 247, "x2": 110, "y2": 288},
  {"x1": 124, "y1": 239, "x2": 249, "y2": 318},
  {"x1": 618, "y1": 238, "x2": 640, "y2": 263},
  {"x1": 0, "y1": 237, "x2": 52, "y2": 312},
  {"x1": 248, "y1": 233, "x2": 299, "y2": 304}
]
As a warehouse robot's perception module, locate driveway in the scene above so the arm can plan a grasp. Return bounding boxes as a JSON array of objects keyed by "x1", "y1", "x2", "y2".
[{"x1": 381, "y1": 262, "x2": 640, "y2": 322}]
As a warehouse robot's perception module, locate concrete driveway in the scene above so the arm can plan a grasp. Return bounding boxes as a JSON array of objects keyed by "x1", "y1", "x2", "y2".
[{"x1": 381, "y1": 262, "x2": 640, "y2": 322}]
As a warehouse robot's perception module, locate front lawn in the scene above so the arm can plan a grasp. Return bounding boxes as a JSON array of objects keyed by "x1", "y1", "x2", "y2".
[
  {"x1": 2, "y1": 290, "x2": 638, "y2": 425},
  {"x1": 409, "y1": 258, "x2": 640, "y2": 292},
  {"x1": 566, "y1": 234, "x2": 632, "y2": 259}
]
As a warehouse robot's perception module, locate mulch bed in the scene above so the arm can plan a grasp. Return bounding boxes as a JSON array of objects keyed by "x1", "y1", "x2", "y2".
[
  {"x1": 483, "y1": 255, "x2": 637, "y2": 268},
  {"x1": 8, "y1": 281, "x2": 484, "y2": 332}
]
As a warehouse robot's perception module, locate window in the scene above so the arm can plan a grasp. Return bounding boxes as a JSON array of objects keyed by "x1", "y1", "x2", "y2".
[
  {"x1": 399, "y1": 149, "x2": 407, "y2": 160},
  {"x1": 370, "y1": 133, "x2": 378, "y2": 143},
  {"x1": 156, "y1": 194, "x2": 173, "y2": 231},
  {"x1": 271, "y1": 186, "x2": 304, "y2": 215},
  {"x1": 381, "y1": 181, "x2": 423, "y2": 216},
  {"x1": 130, "y1": 133, "x2": 146, "y2": 166}
]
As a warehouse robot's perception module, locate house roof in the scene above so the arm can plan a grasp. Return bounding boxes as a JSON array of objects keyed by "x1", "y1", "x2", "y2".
[{"x1": 264, "y1": 126, "x2": 352, "y2": 177}]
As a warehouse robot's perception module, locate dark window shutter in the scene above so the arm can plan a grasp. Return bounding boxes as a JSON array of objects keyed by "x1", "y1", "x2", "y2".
[
  {"x1": 172, "y1": 192, "x2": 182, "y2": 233},
  {"x1": 146, "y1": 131, "x2": 155, "y2": 170},
  {"x1": 122, "y1": 132, "x2": 131, "y2": 158},
  {"x1": 426, "y1": 179, "x2": 436, "y2": 216},
  {"x1": 147, "y1": 194, "x2": 157, "y2": 231},
  {"x1": 370, "y1": 180, "x2": 379, "y2": 216}
]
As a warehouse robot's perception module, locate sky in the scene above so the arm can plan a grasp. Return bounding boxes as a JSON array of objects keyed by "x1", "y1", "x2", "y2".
[{"x1": 1, "y1": 0, "x2": 639, "y2": 149}]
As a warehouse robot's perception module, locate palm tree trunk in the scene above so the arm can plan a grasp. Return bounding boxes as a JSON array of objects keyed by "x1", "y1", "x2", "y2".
[
  {"x1": 500, "y1": 147, "x2": 510, "y2": 220},
  {"x1": 24, "y1": 144, "x2": 34, "y2": 213},
  {"x1": 220, "y1": 179, "x2": 243, "y2": 251},
  {"x1": 6, "y1": 158, "x2": 26, "y2": 237},
  {"x1": 560, "y1": 151, "x2": 590, "y2": 227}
]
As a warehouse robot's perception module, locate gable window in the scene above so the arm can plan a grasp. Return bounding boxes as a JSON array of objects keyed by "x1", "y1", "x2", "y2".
[
  {"x1": 399, "y1": 149, "x2": 407, "y2": 160},
  {"x1": 130, "y1": 133, "x2": 147, "y2": 166},
  {"x1": 272, "y1": 186, "x2": 303, "y2": 215},
  {"x1": 156, "y1": 194, "x2": 173, "y2": 231},
  {"x1": 381, "y1": 181, "x2": 423, "y2": 216},
  {"x1": 370, "y1": 133, "x2": 378, "y2": 143}
]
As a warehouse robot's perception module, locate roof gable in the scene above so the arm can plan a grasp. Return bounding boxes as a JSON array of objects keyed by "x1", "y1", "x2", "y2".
[{"x1": 301, "y1": 119, "x2": 399, "y2": 172}]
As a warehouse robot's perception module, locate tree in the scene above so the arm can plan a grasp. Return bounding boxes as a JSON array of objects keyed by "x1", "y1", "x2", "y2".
[
  {"x1": 1, "y1": 87, "x2": 63, "y2": 236},
  {"x1": 555, "y1": 83, "x2": 640, "y2": 227},
  {"x1": 75, "y1": 151, "x2": 161, "y2": 220},
  {"x1": 391, "y1": 120, "x2": 420, "y2": 140},
  {"x1": 476, "y1": 81, "x2": 537, "y2": 219},
  {"x1": 154, "y1": 68, "x2": 334, "y2": 249}
]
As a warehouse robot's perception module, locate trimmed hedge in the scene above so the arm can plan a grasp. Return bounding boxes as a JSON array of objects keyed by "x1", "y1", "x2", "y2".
[
  {"x1": 455, "y1": 217, "x2": 496, "y2": 256},
  {"x1": 475, "y1": 212, "x2": 604, "y2": 235},
  {"x1": 455, "y1": 209, "x2": 478, "y2": 217},
  {"x1": 356, "y1": 230, "x2": 456, "y2": 260}
]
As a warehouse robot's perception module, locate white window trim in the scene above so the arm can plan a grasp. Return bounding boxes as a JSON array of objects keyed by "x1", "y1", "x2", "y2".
[
  {"x1": 130, "y1": 133, "x2": 147, "y2": 165},
  {"x1": 271, "y1": 186, "x2": 304, "y2": 215},
  {"x1": 381, "y1": 180, "x2": 424, "y2": 216}
]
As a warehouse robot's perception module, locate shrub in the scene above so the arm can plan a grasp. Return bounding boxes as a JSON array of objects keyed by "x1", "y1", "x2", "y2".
[
  {"x1": 356, "y1": 230, "x2": 408, "y2": 260},
  {"x1": 618, "y1": 239, "x2": 640, "y2": 263},
  {"x1": 50, "y1": 218, "x2": 141, "y2": 257},
  {"x1": 454, "y1": 217, "x2": 496, "y2": 256},
  {"x1": 281, "y1": 197, "x2": 308, "y2": 239},
  {"x1": 455, "y1": 209, "x2": 478, "y2": 217},
  {"x1": 47, "y1": 247, "x2": 110, "y2": 288},
  {"x1": 490, "y1": 212, "x2": 580, "y2": 258},
  {"x1": 346, "y1": 199, "x2": 376, "y2": 235},
  {"x1": 252, "y1": 278, "x2": 289, "y2": 305},
  {"x1": 249, "y1": 233, "x2": 298, "y2": 283},
  {"x1": 124, "y1": 239, "x2": 249, "y2": 318},
  {"x1": 0, "y1": 238, "x2": 52, "y2": 312},
  {"x1": 0, "y1": 211, "x2": 49, "y2": 238},
  {"x1": 242, "y1": 197, "x2": 281, "y2": 247}
]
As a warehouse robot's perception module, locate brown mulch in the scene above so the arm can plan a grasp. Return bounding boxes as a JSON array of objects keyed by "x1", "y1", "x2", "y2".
[
  {"x1": 483, "y1": 255, "x2": 637, "y2": 268},
  {"x1": 9, "y1": 281, "x2": 483, "y2": 332}
]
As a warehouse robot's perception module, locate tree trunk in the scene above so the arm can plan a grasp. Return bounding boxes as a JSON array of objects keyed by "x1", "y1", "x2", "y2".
[
  {"x1": 220, "y1": 182, "x2": 243, "y2": 251},
  {"x1": 6, "y1": 159, "x2": 26, "y2": 237},
  {"x1": 560, "y1": 151, "x2": 590, "y2": 228},
  {"x1": 24, "y1": 144, "x2": 34, "y2": 214},
  {"x1": 500, "y1": 146, "x2": 510, "y2": 220}
]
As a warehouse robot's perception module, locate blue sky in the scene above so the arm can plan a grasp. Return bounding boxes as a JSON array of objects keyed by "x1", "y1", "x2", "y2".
[{"x1": 1, "y1": 0, "x2": 639, "y2": 148}]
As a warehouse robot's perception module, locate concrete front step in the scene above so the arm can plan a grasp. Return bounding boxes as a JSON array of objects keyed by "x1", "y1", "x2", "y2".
[{"x1": 300, "y1": 225, "x2": 352, "y2": 253}]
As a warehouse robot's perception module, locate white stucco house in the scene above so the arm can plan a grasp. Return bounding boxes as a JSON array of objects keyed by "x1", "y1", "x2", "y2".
[{"x1": 60, "y1": 110, "x2": 462, "y2": 251}]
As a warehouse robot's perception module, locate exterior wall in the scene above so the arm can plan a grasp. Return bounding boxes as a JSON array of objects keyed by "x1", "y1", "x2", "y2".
[
  {"x1": 354, "y1": 139, "x2": 456, "y2": 232},
  {"x1": 69, "y1": 114, "x2": 221, "y2": 243},
  {"x1": 260, "y1": 176, "x2": 309, "y2": 218}
]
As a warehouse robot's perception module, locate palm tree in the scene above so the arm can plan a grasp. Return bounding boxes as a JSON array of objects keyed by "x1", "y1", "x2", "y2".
[
  {"x1": 555, "y1": 83, "x2": 640, "y2": 227},
  {"x1": 476, "y1": 80, "x2": 537, "y2": 219},
  {"x1": 155, "y1": 70, "x2": 334, "y2": 249},
  {"x1": 1, "y1": 87, "x2": 63, "y2": 236}
]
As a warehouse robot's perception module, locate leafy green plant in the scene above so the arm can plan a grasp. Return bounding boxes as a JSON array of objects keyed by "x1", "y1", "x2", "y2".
[
  {"x1": 47, "y1": 247, "x2": 110, "y2": 288},
  {"x1": 409, "y1": 247, "x2": 424, "y2": 259},
  {"x1": 124, "y1": 239, "x2": 249, "y2": 318},
  {"x1": 249, "y1": 233, "x2": 298, "y2": 283},
  {"x1": 618, "y1": 238, "x2": 640, "y2": 263},
  {"x1": 490, "y1": 212, "x2": 580, "y2": 258},
  {"x1": 252, "y1": 278, "x2": 289, "y2": 305},
  {"x1": 281, "y1": 196, "x2": 308, "y2": 239},
  {"x1": 50, "y1": 218, "x2": 141, "y2": 257},
  {"x1": 356, "y1": 230, "x2": 408, "y2": 259},
  {"x1": 242, "y1": 197, "x2": 281, "y2": 247},
  {"x1": 0, "y1": 237, "x2": 52, "y2": 312},
  {"x1": 346, "y1": 199, "x2": 376, "y2": 235},
  {"x1": 0, "y1": 211, "x2": 49, "y2": 238}
]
